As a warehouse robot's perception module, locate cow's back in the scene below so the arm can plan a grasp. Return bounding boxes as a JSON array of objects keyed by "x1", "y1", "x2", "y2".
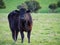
[{"x1": 8, "y1": 10, "x2": 19, "y2": 31}]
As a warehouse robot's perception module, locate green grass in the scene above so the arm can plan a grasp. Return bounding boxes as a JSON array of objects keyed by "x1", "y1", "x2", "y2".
[
  {"x1": 0, "y1": 13, "x2": 60, "y2": 45},
  {"x1": 0, "y1": 0, "x2": 60, "y2": 13}
]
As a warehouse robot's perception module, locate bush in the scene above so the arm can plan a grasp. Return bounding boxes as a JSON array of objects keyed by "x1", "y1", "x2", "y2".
[
  {"x1": 17, "y1": 3, "x2": 28, "y2": 10},
  {"x1": 0, "y1": 0, "x2": 6, "y2": 9},
  {"x1": 17, "y1": 1, "x2": 41, "y2": 13},
  {"x1": 49, "y1": 3, "x2": 58, "y2": 12},
  {"x1": 49, "y1": 3, "x2": 57, "y2": 9},
  {"x1": 57, "y1": 1, "x2": 60, "y2": 7},
  {"x1": 25, "y1": 1, "x2": 41, "y2": 12}
]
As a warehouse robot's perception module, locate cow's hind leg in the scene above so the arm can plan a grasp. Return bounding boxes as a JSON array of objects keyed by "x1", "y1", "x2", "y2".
[
  {"x1": 27, "y1": 31, "x2": 31, "y2": 43},
  {"x1": 12, "y1": 30, "x2": 16, "y2": 41},
  {"x1": 12, "y1": 30, "x2": 18, "y2": 42},
  {"x1": 20, "y1": 31, "x2": 24, "y2": 43},
  {"x1": 16, "y1": 31, "x2": 19, "y2": 41}
]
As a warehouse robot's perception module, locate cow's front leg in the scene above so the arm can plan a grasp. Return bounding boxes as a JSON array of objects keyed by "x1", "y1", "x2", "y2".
[
  {"x1": 20, "y1": 31, "x2": 24, "y2": 43},
  {"x1": 27, "y1": 31, "x2": 31, "y2": 43}
]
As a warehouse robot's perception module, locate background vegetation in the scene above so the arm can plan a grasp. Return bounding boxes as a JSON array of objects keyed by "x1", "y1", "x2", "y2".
[
  {"x1": 0, "y1": 0, "x2": 60, "y2": 13},
  {"x1": 0, "y1": 0, "x2": 6, "y2": 9}
]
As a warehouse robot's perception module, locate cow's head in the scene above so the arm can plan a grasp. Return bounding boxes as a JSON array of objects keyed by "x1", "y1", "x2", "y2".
[{"x1": 19, "y1": 8, "x2": 31, "y2": 20}]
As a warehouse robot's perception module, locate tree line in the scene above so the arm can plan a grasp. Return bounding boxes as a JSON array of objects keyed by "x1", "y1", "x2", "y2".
[{"x1": 0, "y1": 0, "x2": 60, "y2": 13}]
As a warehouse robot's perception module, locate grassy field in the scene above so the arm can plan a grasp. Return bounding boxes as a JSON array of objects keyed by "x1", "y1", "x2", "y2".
[
  {"x1": 0, "y1": 0, "x2": 60, "y2": 13},
  {"x1": 0, "y1": 13, "x2": 60, "y2": 45}
]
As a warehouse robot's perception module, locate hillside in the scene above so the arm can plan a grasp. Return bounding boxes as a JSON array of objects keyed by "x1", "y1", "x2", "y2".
[{"x1": 0, "y1": 0, "x2": 60, "y2": 13}]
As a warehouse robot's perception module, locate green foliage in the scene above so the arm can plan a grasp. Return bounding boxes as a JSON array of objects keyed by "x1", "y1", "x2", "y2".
[
  {"x1": 25, "y1": 1, "x2": 41, "y2": 12},
  {"x1": 57, "y1": 1, "x2": 60, "y2": 7},
  {"x1": 48, "y1": 3, "x2": 58, "y2": 12},
  {"x1": 0, "y1": 0, "x2": 60, "y2": 13},
  {"x1": 49, "y1": 3, "x2": 58, "y2": 9},
  {"x1": 0, "y1": 0, "x2": 6, "y2": 9},
  {"x1": 17, "y1": 0, "x2": 41, "y2": 13},
  {"x1": 17, "y1": 3, "x2": 28, "y2": 10}
]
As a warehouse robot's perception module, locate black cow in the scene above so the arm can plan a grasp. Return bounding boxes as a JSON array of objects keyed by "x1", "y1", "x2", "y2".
[{"x1": 8, "y1": 8, "x2": 32, "y2": 43}]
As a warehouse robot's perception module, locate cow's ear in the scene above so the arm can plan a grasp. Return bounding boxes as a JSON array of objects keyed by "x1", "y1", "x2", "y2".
[{"x1": 26, "y1": 10, "x2": 31, "y2": 13}]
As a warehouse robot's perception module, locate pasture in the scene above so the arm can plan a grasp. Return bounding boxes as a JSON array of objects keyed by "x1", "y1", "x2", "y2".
[{"x1": 0, "y1": 13, "x2": 60, "y2": 45}]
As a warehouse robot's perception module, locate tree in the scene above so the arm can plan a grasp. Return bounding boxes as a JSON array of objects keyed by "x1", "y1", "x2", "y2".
[
  {"x1": 17, "y1": 3, "x2": 28, "y2": 10},
  {"x1": 17, "y1": 0, "x2": 41, "y2": 13},
  {"x1": 57, "y1": 1, "x2": 60, "y2": 7},
  {"x1": 25, "y1": 0, "x2": 41, "y2": 12},
  {"x1": 49, "y1": 3, "x2": 58, "y2": 12},
  {"x1": 0, "y1": 0, "x2": 6, "y2": 9}
]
